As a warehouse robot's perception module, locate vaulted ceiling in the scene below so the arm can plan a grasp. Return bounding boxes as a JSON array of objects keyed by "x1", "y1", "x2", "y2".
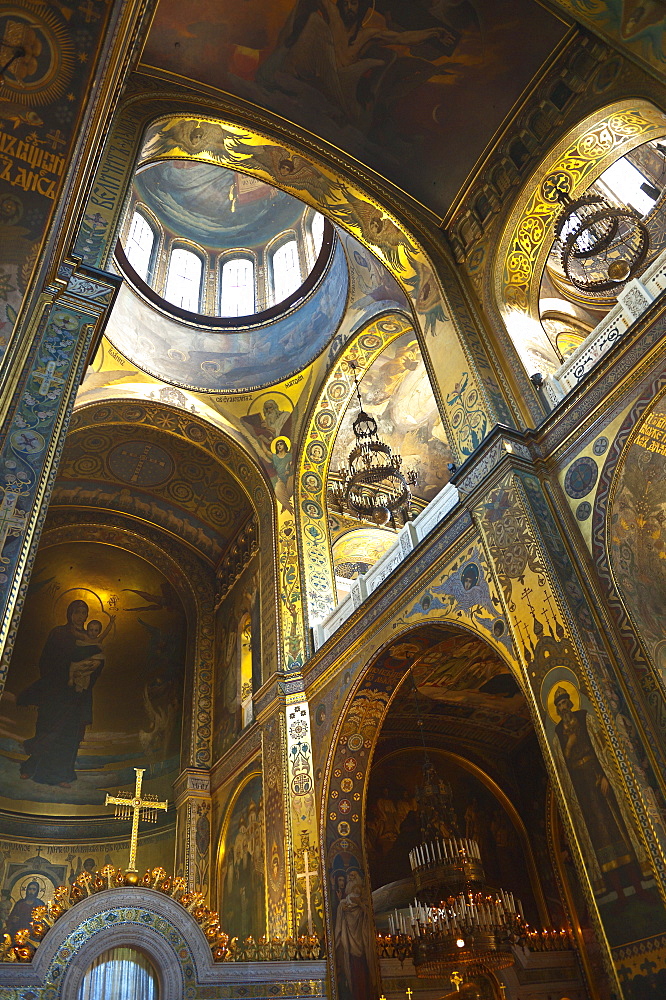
[{"x1": 139, "y1": 0, "x2": 567, "y2": 217}]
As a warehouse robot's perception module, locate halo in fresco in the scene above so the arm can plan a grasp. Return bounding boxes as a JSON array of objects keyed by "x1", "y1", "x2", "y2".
[{"x1": 0, "y1": 541, "x2": 186, "y2": 815}]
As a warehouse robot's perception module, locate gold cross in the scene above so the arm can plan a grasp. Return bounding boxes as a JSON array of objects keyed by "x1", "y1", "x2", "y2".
[
  {"x1": 406, "y1": 990, "x2": 414, "y2": 999},
  {"x1": 451, "y1": 972, "x2": 464, "y2": 992},
  {"x1": 296, "y1": 847, "x2": 319, "y2": 935},
  {"x1": 105, "y1": 768, "x2": 167, "y2": 874}
]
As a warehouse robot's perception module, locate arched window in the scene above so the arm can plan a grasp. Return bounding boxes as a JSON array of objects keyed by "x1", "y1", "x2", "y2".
[
  {"x1": 78, "y1": 947, "x2": 158, "y2": 1000},
  {"x1": 240, "y1": 614, "x2": 253, "y2": 727},
  {"x1": 220, "y1": 257, "x2": 255, "y2": 317},
  {"x1": 270, "y1": 238, "x2": 302, "y2": 304},
  {"x1": 311, "y1": 212, "x2": 325, "y2": 257},
  {"x1": 125, "y1": 211, "x2": 155, "y2": 282},
  {"x1": 164, "y1": 247, "x2": 203, "y2": 312}
]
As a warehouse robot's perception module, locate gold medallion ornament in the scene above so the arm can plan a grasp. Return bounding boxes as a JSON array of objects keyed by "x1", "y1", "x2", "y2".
[{"x1": 0, "y1": 3, "x2": 74, "y2": 106}]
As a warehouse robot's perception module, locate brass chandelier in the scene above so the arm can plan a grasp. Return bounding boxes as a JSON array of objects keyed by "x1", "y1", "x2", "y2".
[
  {"x1": 402, "y1": 761, "x2": 521, "y2": 981},
  {"x1": 397, "y1": 676, "x2": 523, "y2": 983},
  {"x1": 553, "y1": 188, "x2": 649, "y2": 295},
  {"x1": 327, "y1": 361, "x2": 417, "y2": 527}
]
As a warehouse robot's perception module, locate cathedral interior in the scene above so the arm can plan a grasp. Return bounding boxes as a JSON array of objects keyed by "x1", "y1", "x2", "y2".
[{"x1": 1, "y1": 2, "x2": 666, "y2": 999}]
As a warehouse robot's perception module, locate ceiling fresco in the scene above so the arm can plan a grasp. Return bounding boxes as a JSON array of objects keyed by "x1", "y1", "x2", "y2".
[
  {"x1": 329, "y1": 329, "x2": 452, "y2": 502},
  {"x1": 381, "y1": 634, "x2": 532, "y2": 753},
  {"x1": 134, "y1": 160, "x2": 309, "y2": 250},
  {"x1": 53, "y1": 421, "x2": 252, "y2": 565},
  {"x1": 140, "y1": 0, "x2": 566, "y2": 216}
]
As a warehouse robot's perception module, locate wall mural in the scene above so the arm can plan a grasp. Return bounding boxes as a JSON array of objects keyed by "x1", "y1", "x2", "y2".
[
  {"x1": 0, "y1": 0, "x2": 114, "y2": 358},
  {"x1": 0, "y1": 541, "x2": 186, "y2": 820},
  {"x1": 366, "y1": 749, "x2": 540, "y2": 926},
  {"x1": 329, "y1": 329, "x2": 452, "y2": 502},
  {"x1": 140, "y1": 0, "x2": 565, "y2": 216},
  {"x1": 332, "y1": 527, "x2": 396, "y2": 579},
  {"x1": 213, "y1": 554, "x2": 260, "y2": 762},
  {"x1": 219, "y1": 773, "x2": 266, "y2": 940},
  {"x1": 608, "y1": 392, "x2": 666, "y2": 684},
  {"x1": 0, "y1": 829, "x2": 175, "y2": 940}
]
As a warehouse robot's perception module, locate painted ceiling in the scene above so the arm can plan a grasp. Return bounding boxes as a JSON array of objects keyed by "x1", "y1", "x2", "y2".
[
  {"x1": 380, "y1": 634, "x2": 532, "y2": 754},
  {"x1": 52, "y1": 417, "x2": 253, "y2": 565},
  {"x1": 105, "y1": 234, "x2": 349, "y2": 392},
  {"x1": 329, "y1": 329, "x2": 452, "y2": 502},
  {"x1": 140, "y1": 0, "x2": 567, "y2": 216},
  {"x1": 133, "y1": 161, "x2": 309, "y2": 250}
]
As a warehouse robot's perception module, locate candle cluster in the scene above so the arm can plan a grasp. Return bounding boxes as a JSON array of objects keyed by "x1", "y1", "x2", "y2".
[
  {"x1": 409, "y1": 837, "x2": 481, "y2": 869},
  {"x1": 403, "y1": 889, "x2": 523, "y2": 939}
]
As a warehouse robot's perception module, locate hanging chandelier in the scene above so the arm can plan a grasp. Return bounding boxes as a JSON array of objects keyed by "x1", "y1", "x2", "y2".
[
  {"x1": 406, "y1": 820, "x2": 521, "y2": 978},
  {"x1": 327, "y1": 361, "x2": 417, "y2": 527},
  {"x1": 394, "y1": 676, "x2": 523, "y2": 983},
  {"x1": 552, "y1": 188, "x2": 649, "y2": 296}
]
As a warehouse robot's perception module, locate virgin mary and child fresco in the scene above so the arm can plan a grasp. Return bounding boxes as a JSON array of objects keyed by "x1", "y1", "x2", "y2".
[{"x1": 17, "y1": 600, "x2": 114, "y2": 788}]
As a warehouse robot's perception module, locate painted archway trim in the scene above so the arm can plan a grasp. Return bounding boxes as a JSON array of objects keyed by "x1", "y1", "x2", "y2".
[
  {"x1": 0, "y1": 888, "x2": 327, "y2": 998},
  {"x1": 297, "y1": 311, "x2": 417, "y2": 629},
  {"x1": 495, "y1": 100, "x2": 666, "y2": 321},
  {"x1": 68, "y1": 399, "x2": 281, "y2": 676}
]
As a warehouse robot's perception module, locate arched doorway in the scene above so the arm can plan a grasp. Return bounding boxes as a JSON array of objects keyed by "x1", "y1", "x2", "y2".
[
  {"x1": 77, "y1": 946, "x2": 159, "y2": 1000},
  {"x1": 322, "y1": 623, "x2": 606, "y2": 1000}
]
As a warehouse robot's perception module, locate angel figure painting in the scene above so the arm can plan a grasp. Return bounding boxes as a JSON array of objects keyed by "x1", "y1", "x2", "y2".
[{"x1": 0, "y1": 541, "x2": 186, "y2": 816}]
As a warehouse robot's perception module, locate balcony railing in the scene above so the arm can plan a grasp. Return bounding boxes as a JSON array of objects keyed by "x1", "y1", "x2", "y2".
[
  {"x1": 313, "y1": 482, "x2": 459, "y2": 649},
  {"x1": 542, "y1": 247, "x2": 666, "y2": 408}
]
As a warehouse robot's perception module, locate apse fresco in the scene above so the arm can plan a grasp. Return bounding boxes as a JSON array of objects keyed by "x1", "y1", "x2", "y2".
[
  {"x1": 141, "y1": 0, "x2": 566, "y2": 214},
  {"x1": 219, "y1": 774, "x2": 266, "y2": 939},
  {"x1": 0, "y1": 542, "x2": 186, "y2": 814},
  {"x1": 330, "y1": 330, "x2": 452, "y2": 502},
  {"x1": 366, "y1": 750, "x2": 540, "y2": 925},
  {"x1": 609, "y1": 394, "x2": 666, "y2": 683}
]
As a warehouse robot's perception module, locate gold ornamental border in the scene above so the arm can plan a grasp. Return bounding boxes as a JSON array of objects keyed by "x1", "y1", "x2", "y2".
[{"x1": 495, "y1": 100, "x2": 666, "y2": 321}]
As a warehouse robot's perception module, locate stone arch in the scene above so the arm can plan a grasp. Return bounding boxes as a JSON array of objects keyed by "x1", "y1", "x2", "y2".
[
  {"x1": 491, "y1": 99, "x2": 666, "y2": 371},
  {"x1": 76, "y1": 94, "x2": 517, "y2": 465},
  {"x1": 321, "y1": 619, "x2": 530, "y2": 1000},
  {"x1": 65, "y1": 399, "x2": 280, "y2": 677}
]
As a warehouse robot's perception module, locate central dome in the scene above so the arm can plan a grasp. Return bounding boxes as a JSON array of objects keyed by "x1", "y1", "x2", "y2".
[
  {"x1": 133, "y1": 160, "x2": 310, "y2": 250},
  {"x1": 118, "y1": 160, "x2": 332, "y2": 324}
]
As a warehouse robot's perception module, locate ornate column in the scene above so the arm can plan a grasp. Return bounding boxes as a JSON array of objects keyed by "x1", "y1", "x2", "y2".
[
  {"x1": 173, "y1": 769, "x2": 212, "y2": 897},
  {"x1": 464, "y1": 436, "x2": 666, "y2": 996},
  {"x1": 260, "y1": 683, "x2": 324, "y2": 940},
  {"x1": 0, "y1": 262, "x2": 121, "y2": 685}
]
